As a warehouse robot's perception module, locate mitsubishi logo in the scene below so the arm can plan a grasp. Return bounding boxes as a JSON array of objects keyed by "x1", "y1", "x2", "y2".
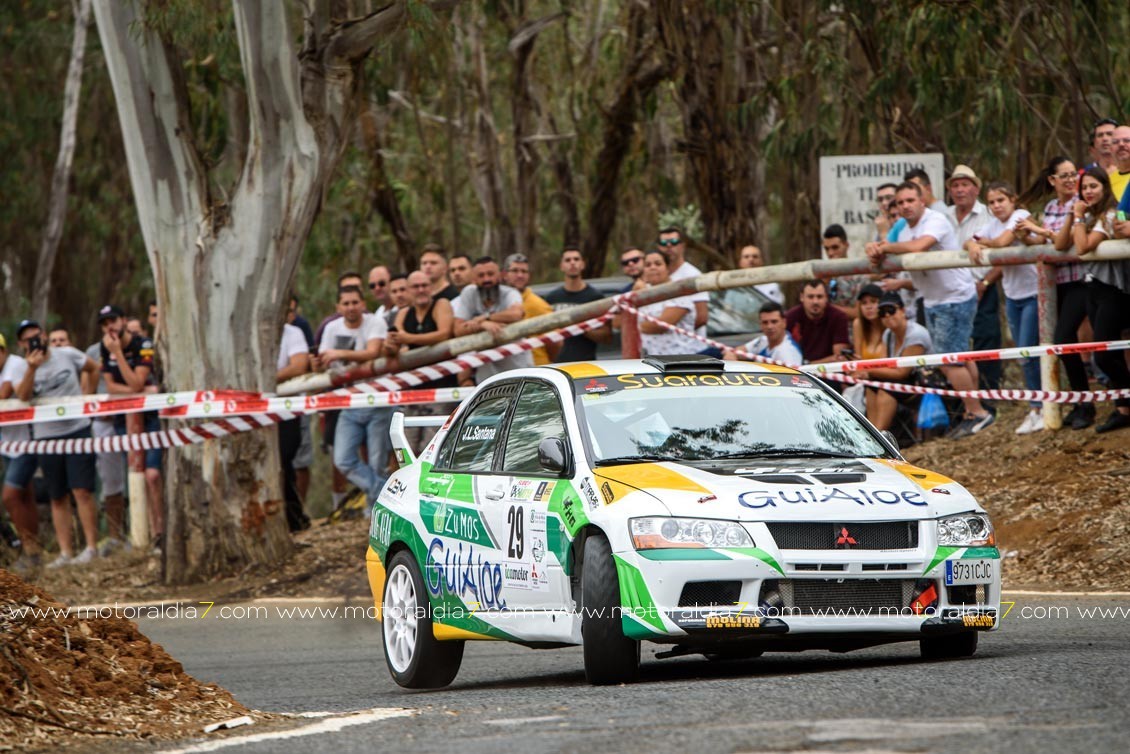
[{"x1": 836, "y1": 526, "x2": 857, "y2": 547}]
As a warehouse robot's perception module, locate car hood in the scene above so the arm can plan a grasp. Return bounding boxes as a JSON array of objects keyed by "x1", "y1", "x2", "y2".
[{"x1": 592, "y1": 457, "x2": 980, "y2": 521}]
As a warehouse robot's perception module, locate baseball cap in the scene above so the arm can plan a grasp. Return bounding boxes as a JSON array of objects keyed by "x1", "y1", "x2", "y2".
[
  {"x1": 877, "y1": 293, "x2": 904, "y2": 313},
  {"x1": 15, "y1": 319, "x2": 40, "y2": 340},
  {"x1": 857, "y1": 283, "x2": 884, "y2": 301},
  {"x1": 97, "y1": 304, "x2": 125, "y2": 323},
  {"x1": 946, "y1": 164, "x2": 982, "y2": 190}
]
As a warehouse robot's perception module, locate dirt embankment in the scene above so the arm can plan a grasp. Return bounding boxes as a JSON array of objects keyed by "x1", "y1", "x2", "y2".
[
  {"x1": 0, "y1": 570, "x2": 250, "y2": 752},
  {"x1": 903, "y1": 404, "x2": 1130, "y2": 591}
]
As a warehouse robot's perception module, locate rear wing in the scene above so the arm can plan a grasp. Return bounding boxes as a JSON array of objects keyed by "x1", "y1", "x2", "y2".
[{"x1": 390, "y1": 412, "x2": 449, "y2": 467}]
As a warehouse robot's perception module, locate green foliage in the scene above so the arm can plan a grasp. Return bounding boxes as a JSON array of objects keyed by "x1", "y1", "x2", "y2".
[
  {"x1": 657, "y1": 205, "x2": 703, "y2": 239},
  {"x1": 6, "y1": 0, "x2": 1130, "y2": 336}
]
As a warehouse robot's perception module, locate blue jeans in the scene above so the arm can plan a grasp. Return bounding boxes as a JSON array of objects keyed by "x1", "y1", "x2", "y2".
[
  {"x1": 925, "y1": 296, "x2": 977, "y2": 356},
  {"x1": 1005, "y1": 295, "x2": 1040, "y2": 407},
  {"x1": 333, "y1": 407, "x2": 393, "y2": 499}
]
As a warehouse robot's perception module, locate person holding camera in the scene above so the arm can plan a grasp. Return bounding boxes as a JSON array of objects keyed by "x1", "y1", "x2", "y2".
[
  {"x1": 13, "y1": 319, "x2": 101, "y2": 568},
  {"x1": 1, "y1": 332, "x2": 42, "y2": 573}
]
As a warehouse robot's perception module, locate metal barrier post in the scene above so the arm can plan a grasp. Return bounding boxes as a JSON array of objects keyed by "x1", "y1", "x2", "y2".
[
  {"x1": 1036, "y1": 260, "x2": 1061, "y2": 429},
  {"x1": 620, "y1": 300, "x2": 641, "y2": 358},
  {"x1": 126, "y1": 411, "x2": 150, "y2": 548}
]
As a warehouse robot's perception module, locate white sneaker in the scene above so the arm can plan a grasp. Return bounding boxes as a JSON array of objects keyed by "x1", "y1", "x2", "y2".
[
  {"x1": 1015, "y1": 410, "x2": 1044, "y2": 435},
  {"x1": 46, "y1": 553, "x2": 74, "y2": 569},
  {"x1": 72, "y1": 547, "x2": 97, "y2": 565}
]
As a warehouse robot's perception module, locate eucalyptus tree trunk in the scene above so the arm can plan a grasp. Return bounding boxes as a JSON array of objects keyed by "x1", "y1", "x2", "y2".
[
  {"x1": 31, "y1": 0, "x2": 92, "y2": 324},
  {"x1": 92, "y1": 0, "x2": 427, "y2": 583},
  {"x1": 655, "y1": 0, "x2": 763, "y2": 266}
]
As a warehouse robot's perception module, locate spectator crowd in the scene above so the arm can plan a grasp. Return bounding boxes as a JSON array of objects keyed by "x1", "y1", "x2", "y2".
[{"x1": 3, "y1": 119, "x2": 1129, "y2": 576}]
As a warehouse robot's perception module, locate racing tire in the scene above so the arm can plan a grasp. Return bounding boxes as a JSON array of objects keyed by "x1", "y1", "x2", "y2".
[
  {"x1": 919, "y1": 631, "x2": 978, "y2": 660},
  {"x1": 581, "y1": 534, "x2": 640, "y2": 685},
  {"x1": 381, "y1": 550, "x2": 464, "y2": 689}
]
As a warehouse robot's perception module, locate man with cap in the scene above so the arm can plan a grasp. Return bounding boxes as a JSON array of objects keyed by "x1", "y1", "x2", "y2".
[
  {"x1": 13, "y1": 319, "x2": 101, "y2": 568},
  {"x1": 944, "y1": 165, "x2": 1001, "y2": 392},
  {"x1": 1, "y1": 330, "x2": 42, "y2": 574},
  {"x1": 99, "y1": 304, "x2": 165, "y2": 554},
  {"x1": 848, "y1": 293, "x2": 933, "y2": 433}
]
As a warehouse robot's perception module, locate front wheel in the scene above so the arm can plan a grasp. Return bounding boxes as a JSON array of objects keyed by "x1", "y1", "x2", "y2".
[
  {"x1": 581, "y1": 534, "x2": 640, "y2": 685},
  {"x1": 920, "y1": 631, "x2": 978, "y2": 660},
  {"x1": 382, "y1": 550, "x2": 464, "y2": 688}
]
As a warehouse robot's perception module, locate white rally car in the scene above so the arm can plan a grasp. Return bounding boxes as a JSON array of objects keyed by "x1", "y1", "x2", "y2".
[{"x1": 366, "y1": 356, "x2": 1000, "y2": 688}]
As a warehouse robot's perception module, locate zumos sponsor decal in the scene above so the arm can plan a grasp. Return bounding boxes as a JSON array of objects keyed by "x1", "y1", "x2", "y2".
[
  {"x1": 575, "y1": 372, "x2": 814, "y2": 394},
  {"x1": 738, "y1": 487, "x2": 928, "y2": 509},
  {"x1": 420, "y1": 500, "x2": 496, "y2": 548},
  {"x1": 426, "y1": 537, "x2": 507, "y2": 610}
]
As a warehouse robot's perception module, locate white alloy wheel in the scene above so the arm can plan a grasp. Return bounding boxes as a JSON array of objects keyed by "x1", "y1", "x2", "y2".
[{"x1": 383, "y1": 563, "x2": 419, "y2": 673}]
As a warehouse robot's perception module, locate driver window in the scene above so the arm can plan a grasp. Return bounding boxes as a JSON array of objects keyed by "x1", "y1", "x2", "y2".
[
  {"x1": 502, "y1": 381, "x2": 567, "y2": 475},
  {"x1": 444, "y1": 395, "x2": 512, "y2": 472}
]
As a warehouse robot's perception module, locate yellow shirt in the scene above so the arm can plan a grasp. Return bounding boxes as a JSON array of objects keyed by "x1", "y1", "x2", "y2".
[
  {"x1": 1111, "y1": 169, "x2": 1130, "y2": 204},
  {"x1": 521, "y1": 288, "x2": 554, "y2": 365}
]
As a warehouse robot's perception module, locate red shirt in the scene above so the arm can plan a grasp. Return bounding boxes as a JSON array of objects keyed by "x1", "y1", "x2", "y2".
[{"x1": 785, "y1": 305, "x2": 851, "y2": 362}]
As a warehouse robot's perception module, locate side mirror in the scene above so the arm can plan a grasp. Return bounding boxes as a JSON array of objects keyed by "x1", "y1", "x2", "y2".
[
  {"x1": 537, "y1": 437, "x2": 567, "y2": 474},
  {"x1": 880, "y1": 430, "x2": 899, "y2": 450}
]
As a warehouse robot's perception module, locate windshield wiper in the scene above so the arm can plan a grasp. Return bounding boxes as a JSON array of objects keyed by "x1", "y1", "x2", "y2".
[
  {"x1": 713, "y1": 448, "x2": 857, "y2": 459},
  {"x1": 594, "y1": 454, "x2": 680, "y2": 467}
]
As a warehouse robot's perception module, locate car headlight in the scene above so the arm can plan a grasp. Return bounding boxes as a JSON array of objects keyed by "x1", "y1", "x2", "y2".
[
  {"x1": 937, "y1": 512, "x2": 995, "y2": 546},
  {"x1": 629, "y1": 517, "x2": 753, "y2": 549}
]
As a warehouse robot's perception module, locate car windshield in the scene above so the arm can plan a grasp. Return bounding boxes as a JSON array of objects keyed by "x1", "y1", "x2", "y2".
[
  {"x1": 573, "y1": 372, "x2": 888, "y2": 464},
  {"x1": 709, "y1": 286, "x2": 769, "y2": 336}
]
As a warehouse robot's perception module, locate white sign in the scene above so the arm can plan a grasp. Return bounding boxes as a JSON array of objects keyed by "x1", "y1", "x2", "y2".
[{"x1": 819, "y1": 153, "x2": 945, "y2": 255}]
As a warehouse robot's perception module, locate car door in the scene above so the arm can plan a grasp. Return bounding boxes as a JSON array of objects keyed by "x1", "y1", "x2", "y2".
[
  {"x1": 490, "y1": 379, "x2": 573, "y2": 611},
  {"x1": 425, "y1": 382, "x2": 519, "y2": 614}
]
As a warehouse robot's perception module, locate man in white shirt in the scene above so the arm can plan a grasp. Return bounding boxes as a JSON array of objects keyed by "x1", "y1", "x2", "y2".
[
  {"x1": 944, "y1": 164, "x2": 1001, "y2": 391},
  {"x1": 866, "y1": 182, "x2": 994, "y2": 439},
  {"x1": 278, "y1": 323, "x2": 311, "y2": 530},
  {"x1": 0, "y1": 334, "x2": 40, "y2": 573},
  {"x1": 723, "y1": 301, "x2": 803, "y2": 366},
  {"x1": 658, "y1": 226, "x2": 709, "y2": 335},
  {"x1": 737, "y1": 244, "x2": 784, "y2": 305},
  {"x1": 452, "y1": 257, "x2": 532, "y2": 382},
  {"x1": 317, "y1": 286, "x2": 392, "y2": 504}
]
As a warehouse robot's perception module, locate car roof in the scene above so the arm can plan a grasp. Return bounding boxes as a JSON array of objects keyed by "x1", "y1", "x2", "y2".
[
  {"x1": 478, "y1": 358, "x2": 803, "y2": 384},
  {"x1": 549, "y1": 359, "x2": 803, "y2": 378}
]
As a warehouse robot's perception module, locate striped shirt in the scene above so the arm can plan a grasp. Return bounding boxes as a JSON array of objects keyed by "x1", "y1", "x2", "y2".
[{"x1": 1041, "y1": 197, "x2": 1082, "y2": 284}]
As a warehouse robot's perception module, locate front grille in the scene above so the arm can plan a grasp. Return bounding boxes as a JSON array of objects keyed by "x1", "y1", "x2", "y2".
[
  {"x1": 947, "y1": 584, "x2": 988, "y2": 605},
  {"x1": 761, "y1": 579, "x2": 916, "y2": 615},
  {"x1": 767, "y1": 521, "x2": 919, "y2": 550},
  {"x1": 678, "y1": 580, "x2": 742, "y2": 607}
]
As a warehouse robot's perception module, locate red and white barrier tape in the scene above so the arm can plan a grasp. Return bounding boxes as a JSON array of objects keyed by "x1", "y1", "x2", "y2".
[
  {"x1": 0, "y1": 387, "x2": 482, "y2": 455},
  {"x1": 0, "y1": 413, "x2": 292, "y2": 456},
  {"x1": 620, "y1": 302, "x2": 1130, "y2": 403},
  {"x1": 0, "y1": 313, "x2": 612, "y2": 427}
]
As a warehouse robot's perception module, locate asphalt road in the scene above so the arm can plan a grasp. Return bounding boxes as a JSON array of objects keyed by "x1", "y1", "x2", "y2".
[{"x1": 133, "y1": 593, "x2": 1130, "y2": 754}]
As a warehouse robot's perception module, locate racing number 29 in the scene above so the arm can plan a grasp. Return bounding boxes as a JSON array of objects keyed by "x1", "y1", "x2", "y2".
[{"x1": 507, "y1": 505, "x2": 525, "y2": 559}]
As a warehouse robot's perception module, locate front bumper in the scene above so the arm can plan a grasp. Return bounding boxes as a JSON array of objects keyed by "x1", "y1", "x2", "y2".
[{"x1": 615, "y1": 544, "x2": 1001, "y2": 642}]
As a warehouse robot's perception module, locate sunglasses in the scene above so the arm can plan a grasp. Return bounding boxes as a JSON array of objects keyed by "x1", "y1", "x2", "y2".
[
  {"x1": 657, "y1": 238, "x2": 682, "y2": 247},
  {"x1": 620, "y1": 256, "x2": 644, "y2": 265},
  {"x1": 878, "y1": 307, "x2": 899, "y2": 317},
  {"x1": 369, "y1": 281, "x2": 387, "y2": 289}
]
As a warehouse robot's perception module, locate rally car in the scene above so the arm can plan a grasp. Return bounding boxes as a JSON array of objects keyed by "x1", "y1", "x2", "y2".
[{"x1": 366, "y1": 355, "x2": 1001, "y2": 688}]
